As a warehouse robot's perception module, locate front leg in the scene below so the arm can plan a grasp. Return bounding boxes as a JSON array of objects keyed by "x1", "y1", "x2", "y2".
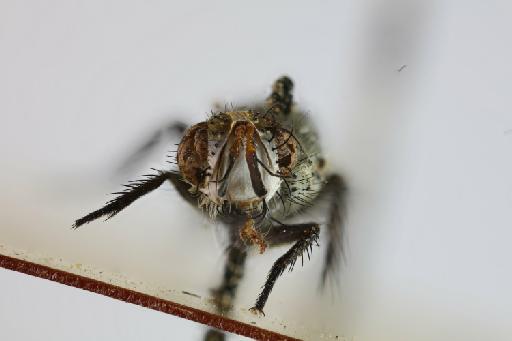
[
  {"x1": 73, "y1": 170, "x2": 193, "y2": 228},
  {"x1": 250, "y1": 223, "x2": 320, "y2": 316}
]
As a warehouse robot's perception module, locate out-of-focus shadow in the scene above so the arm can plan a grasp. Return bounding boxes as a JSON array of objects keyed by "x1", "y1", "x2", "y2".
[{"x1": 322, "y1": 0, "x2": 434, "y2": 335}]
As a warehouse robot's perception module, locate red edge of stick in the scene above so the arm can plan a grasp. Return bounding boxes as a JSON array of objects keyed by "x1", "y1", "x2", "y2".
[{"x1": 0, "y1": 253, "x2": 300, "y2": 341}]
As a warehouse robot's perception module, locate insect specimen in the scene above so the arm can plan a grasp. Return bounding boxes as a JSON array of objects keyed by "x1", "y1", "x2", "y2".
[{"x1": 73, "y1": 76, "x2": 347, "y2": 338}]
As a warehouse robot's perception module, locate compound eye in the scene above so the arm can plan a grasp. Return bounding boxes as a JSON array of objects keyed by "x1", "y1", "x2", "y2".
[
  {"x1": 274, "y1": 129, "x2": 298, "y2": 177},
  {"x1": 253, "y1": 112, "x2": 276, "y2": 133},
  {"x1": 177, "y1": 122, "x2": 209, "y2": 187}
]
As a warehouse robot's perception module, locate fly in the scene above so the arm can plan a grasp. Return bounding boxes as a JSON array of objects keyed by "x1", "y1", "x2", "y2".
[{"x1": 73, "y1": 76, "x2": 347, "y2": 339}]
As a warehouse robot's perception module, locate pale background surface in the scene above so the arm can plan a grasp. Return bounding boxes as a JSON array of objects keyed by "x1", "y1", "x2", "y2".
[{"x1": 1, "y1": 0, "x2": 511, "y2": 340}]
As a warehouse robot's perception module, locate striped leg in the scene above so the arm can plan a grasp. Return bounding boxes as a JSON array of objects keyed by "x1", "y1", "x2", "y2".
[{"x1": 204, "y1": 245, "x2": 247, "y2": 341}]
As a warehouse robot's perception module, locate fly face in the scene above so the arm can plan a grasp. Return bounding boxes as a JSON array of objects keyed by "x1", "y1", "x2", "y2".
[
  {"x1": 177, "y1": 110, "x2": 296, "y2": 212},
  {"x1": 73, "y1": 76, "x2": 347, "y2": 328}
]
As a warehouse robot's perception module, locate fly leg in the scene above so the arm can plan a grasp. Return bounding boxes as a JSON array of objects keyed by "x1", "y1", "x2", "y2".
[
  {"x1": 273, "y1": 172, "x2": 348, "y2": 288},
  {"x1": 205, "y1": 245, "x2": 247, "y2": 341},
  {"x1": 211, "y1": 245, "x2": 247, "y2": 314},
  {"x1": 73, "y1": 170, "x2": 195, "y2": 228},
  {"x1": 166, "y1": 170, "x2": 198, "y2": 207},
  {"x1": 249, "y1": 223, "x2": 320, "y2": 316},
  {"x1": 320, "y1": 174, "x2": 348, "y2": 287},
  {"x1": 117, "y1": 120, "x2": 188, "y2": 173},
  {"x1": 266, "y1": 76, "x2": 294, "y2": 115}
]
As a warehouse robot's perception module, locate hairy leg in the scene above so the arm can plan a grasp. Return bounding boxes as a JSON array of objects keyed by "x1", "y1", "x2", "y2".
[
  {"x1": 73, "y1": 170, "x2": 193, "y2": 228},
  {"x1": 250, "y1": 223, "x2": 320, "y2": 315}
]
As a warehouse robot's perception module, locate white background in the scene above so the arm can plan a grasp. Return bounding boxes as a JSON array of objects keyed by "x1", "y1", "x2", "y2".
[{"x1": 1, "y1": 0, "x2": 511, "y2": 340}]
